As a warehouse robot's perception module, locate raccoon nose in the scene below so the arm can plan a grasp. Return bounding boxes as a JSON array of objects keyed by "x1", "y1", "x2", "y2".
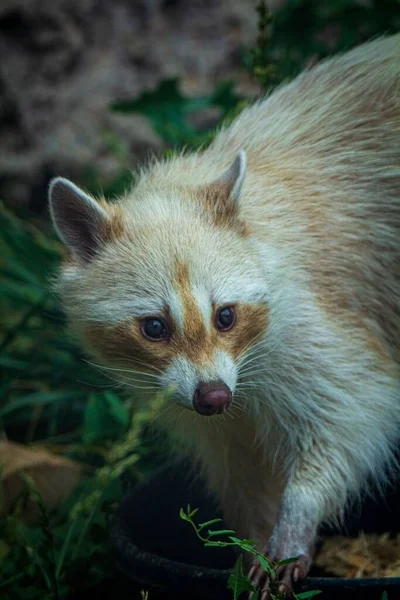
[{"x1": 193, "y1": 381, "x2": 232, "y2": 416}]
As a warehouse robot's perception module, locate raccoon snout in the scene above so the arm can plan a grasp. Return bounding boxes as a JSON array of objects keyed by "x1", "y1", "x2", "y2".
[{"x1": 193, "y1": 381, "x2": 232, "y2": 416}]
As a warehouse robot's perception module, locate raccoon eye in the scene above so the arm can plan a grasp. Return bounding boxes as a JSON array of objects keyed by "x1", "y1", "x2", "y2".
[
  {"x1": 141, "y1": 317, "x2": 169, "y2": 341},
  {"x1": 215, "y1": 306, "x2": 236, "y2": 332}
]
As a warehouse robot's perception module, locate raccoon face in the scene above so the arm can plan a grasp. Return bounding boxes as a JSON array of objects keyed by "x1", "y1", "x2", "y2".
[{"x1": 49, "y1": 153, "x2": 269, "y2": 416}]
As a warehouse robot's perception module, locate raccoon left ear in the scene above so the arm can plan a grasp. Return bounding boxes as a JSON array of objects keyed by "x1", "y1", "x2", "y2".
[
  {"x1": 215, "y1": 150, "x2": 247, "y2": 203},
  {"x1": 49, "y1": 177, "x2": 110, "y2": 263}
]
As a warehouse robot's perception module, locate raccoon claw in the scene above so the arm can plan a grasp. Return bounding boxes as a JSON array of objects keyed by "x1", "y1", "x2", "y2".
[
  {"x1": 276, "y1": 554, "x2": 311, "y2": 597},
  {"x1": 248, "y1": 562, "x2": 270, "y2": 599},
  {"x1": 248, "y1": 554, "x2": 311, "y2": 599}
]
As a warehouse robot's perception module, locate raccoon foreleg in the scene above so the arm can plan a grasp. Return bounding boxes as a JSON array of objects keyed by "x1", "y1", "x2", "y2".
[
  {"x1": 249, "y1": 451, "x2": 338, "y2": 599},
  {"x1": 250, "y1": 487, "x2": 316, "y2": 598}
]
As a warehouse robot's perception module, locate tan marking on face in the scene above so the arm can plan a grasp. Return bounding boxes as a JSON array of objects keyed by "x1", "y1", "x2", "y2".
[
  {"x1": 196, "y1": 183, "x2": 249, "y2": 236},
  {"x1": 173, "y1": 260, "x2": 269, "y2": 367},
  {"x1": 173, "y1": 260, "x2": 216, "y2": 366},
  {"x1": 172, "y1": 260, "x2": 270, "y2": 368},
  {"x1": 217, "y1": 303, "x2": 269, "y2": 361},
  {"x1": 84, "y1": 320, "x2": 174, "y2": 374},
  {"x1": 82, "y1": 299, "x2": 268, "y2": 381},
  {"x1": 81, "y1": 256, "x2": 269, "y2": 378}
]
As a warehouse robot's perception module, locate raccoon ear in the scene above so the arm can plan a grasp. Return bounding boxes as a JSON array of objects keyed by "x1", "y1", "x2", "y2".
[
  {"x1": 49, "y1": 177, "x2": 110, "y2": 263},
  {"x1": 216, "y1": 150, "x2": 246, "y2": 203}
]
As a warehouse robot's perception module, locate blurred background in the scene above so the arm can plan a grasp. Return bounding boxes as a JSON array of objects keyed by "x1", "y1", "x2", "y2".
[{"x1": 1, "y1": 1, "x2": 400, "y2": 599}]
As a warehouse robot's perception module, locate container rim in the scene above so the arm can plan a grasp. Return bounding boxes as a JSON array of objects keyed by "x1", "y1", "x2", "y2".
[{"x1": 111, "y1": 516, "x2": 400, "y2": 593}]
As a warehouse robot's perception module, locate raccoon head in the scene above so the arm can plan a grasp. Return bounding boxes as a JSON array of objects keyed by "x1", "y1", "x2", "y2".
[{"x1": 49, "y1": 152, "x2": 269, "y2": 416}]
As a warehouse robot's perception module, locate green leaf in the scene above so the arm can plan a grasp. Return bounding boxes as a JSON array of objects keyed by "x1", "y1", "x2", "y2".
[
  {"x1": 104, "y1": 392, "x2": 129, "y2": 426},
  {"x1": 0, "y1": 391, "x2": 82, "y2": 419},
  {"x1": 229, "y1": 537, "x2": 257, "y2": 547},
  {"x1": 197, "y1": 518, "x2": 223, "y2": 531},
  {"x1": 256, "y1": 554, "x2": 275, "y2": 578},
  {"x1": 0, "y1": 358, "x2": 28, "y2": 371},
  {"x1": 83, "y1": 391, "x2": 127, "y2": 444},
  {"x1": 204, "y1": 541, "x2": 228, "y2": 547},
  {"x1": 83, "y1": 394, "x2": 108, "y2": 445},
  {"x1": 0, "y1": 279, "x2": 42, "y2": 305},
  {"x1": 179, "y1": 508, "x2": 190, "y2": 522},
  {"x1": 112, "y1": 78, "x2": 207, "y2": 118},
  {"x1": 186, "y1": 505, "x2": 199, "y2": 519},
  {"x1": 207, "y1": 529, "x2": 236, "y2": 537},
  {"x1": 210, "y1": 80, "x2": 242, "y2": 114},
  {"x1": 275, "y1": 556, "x2": 298, "y2": 567},
  {"x1": 294, "y1": 591, "x2": 323, "y2": 599},
  {"x1": 227, "y1": 555, "x2": 256, "y2": 600},
  {"x1": 111, "y1": 77, "x2": 242, "y2": 148}
]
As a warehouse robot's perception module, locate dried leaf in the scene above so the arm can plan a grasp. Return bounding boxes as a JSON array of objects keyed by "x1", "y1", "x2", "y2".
[{"x1": 0, "y1": 441, "x2": 82, "y2": 519}]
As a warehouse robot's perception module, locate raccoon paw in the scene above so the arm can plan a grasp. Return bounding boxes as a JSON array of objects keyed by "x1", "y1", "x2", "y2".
[{"x1": 248, "y1": 553, "x2": 311, "y2": 599}]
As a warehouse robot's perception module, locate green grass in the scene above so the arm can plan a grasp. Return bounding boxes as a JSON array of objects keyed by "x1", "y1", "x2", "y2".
[{"x1": 0, "y1": 201, "x2": 167, "y2": 598}]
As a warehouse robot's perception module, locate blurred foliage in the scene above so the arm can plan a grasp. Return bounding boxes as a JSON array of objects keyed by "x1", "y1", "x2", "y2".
[
  {"x1": 245, "y1": 0, "x2": 400, "y2": 89},
  {"x1": 109, "y1": 0, "x2": 400, "y2": 152},
  {"x1": 0, "y1": 392, "x2": 165, "y2": 600},
  {"x1": 112, "y1": 78, "x2": 242, "y2": 149},
  {"x1": 0, "y1": 202, "x2": 165, "y2": 599},
  {"x1": 0, "y1": 202, "x2": 128, "y2": 446},
  {"x1": 1, "y1": 0, "x2": 400, "y2": 599}
]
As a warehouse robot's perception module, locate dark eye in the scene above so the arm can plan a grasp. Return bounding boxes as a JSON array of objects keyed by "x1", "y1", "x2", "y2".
[
  {"x1": 141, "y1": 317, "x2": 169, "y2": 341},
  {"x1": 215, "y1": 306, "x2": 236, "y2": 332}
]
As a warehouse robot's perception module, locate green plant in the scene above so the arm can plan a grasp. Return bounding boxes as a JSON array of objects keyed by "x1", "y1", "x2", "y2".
[
  {"x1": 0, "y1": 393, "x2": 166, "y2": 599},
  {"x1": 0, "y1": 198, "x2": 168, "y2": 598},
  {"x1": 0, "y1": 201, "x2": 129, "y2": 443},
  {"x1": 245, "y1": 0, "x2": 400, "y2": 90},
  {"x1": 180, "y1": 505, "x2": 322, "y2": 600},
  {"x1": 111, "y1": 77, "x2": 242, "y2": 150}
]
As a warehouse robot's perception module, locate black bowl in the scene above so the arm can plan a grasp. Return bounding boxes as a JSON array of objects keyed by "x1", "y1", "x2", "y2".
[{"x1": 111, "y1": 459, "x2": 400, "y2": 600}]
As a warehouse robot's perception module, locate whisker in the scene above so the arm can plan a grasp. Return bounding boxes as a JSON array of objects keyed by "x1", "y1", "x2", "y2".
[
  {"x1": 237, "y1": 346, "x2": 277, "y2": 372},
  {"x1": 116, "y1": 379, "x2": 161, "y2": 391},
  {"x1": 236, "y1": 331, "x2": 266, "y2": 363},
  {"x1": 108, "y1": 353, "x2": 163, "y2": 375},
  {"x1": 83, "y1": 359, "x2": 164, "y2": 392},
  {"x1": 175, "y1": 408, "x2": 189, "y2": 428},
  {"x1": 75, "y1": 378, "x2": 120, "y2": 390},
  {"x1": 84, "y1": 359, "x2": 157, "y2": 379},
  {"x1": 150, "y1": 404, "x2": 178, "y2": 427},
  {"x1": 230, "y1": 400, "x2": 246, "y2": 414}
]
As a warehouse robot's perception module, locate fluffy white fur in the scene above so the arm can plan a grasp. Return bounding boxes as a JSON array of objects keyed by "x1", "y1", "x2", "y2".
[{"x1": 50, "y1": 34, "x2": 400, "y2": 595}]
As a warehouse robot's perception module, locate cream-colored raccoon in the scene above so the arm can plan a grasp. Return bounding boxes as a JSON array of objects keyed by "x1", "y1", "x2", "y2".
[{"x1": 49, "y1": 34, "x2": 400, "y2": 598}]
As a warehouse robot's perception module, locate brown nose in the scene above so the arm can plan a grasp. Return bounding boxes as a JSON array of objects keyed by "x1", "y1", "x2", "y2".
[{"x1": 193, "y1": 380, "x2": 232, "y2": 416}]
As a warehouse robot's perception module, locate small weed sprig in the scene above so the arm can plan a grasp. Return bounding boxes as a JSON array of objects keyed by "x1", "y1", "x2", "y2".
[
  {"x1": 250, "y1": 0, "x2": 280, "y2": 90},
  {"x1": 58, "y1": 391, "x2": 168, "y2": 577},
  {"x1": 0, "y1": 392, "x2": 167, "y2": 599},
  {"x1": 180, "y1": 505, "x2": 321, "y2": 600},
  {"x1": 5, "y1": 472, "x2": 60, "y2": 600}
]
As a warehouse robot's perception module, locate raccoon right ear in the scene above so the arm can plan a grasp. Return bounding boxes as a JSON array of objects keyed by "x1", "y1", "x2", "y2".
[
  {"x1": 216, "y1": 150, "x2": 247, "y2": 204},
  {"x1": 49, "y1": 177, "x2": 110, "y2": 263}
]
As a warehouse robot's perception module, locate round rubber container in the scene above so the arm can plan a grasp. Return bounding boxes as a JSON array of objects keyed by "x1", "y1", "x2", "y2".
[{"x1": 111, "y1": 459, "x2": 400, "y2": 600}]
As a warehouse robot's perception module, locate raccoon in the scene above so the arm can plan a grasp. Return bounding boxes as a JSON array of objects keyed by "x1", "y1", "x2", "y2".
[{"x1": 49, "y1": 34, "x2": 400, "y2": 597}]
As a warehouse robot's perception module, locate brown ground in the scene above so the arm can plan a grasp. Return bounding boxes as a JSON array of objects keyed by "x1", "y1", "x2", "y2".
[{"x1": 0, "y1": 0, "x2": 260, "y2": 208}]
